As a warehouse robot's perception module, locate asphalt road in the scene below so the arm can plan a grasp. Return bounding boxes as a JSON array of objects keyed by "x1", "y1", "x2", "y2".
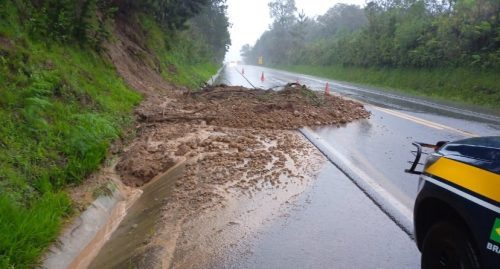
[
  {"x1": 208, "y1": 64, "x2": 500, "y2": 268},
  {"x1": 215, "y1": 64, "x2": 500, "y2": 210},
  {"x1": 218, "y1": 164, "x2": 420, "y2": 269}
]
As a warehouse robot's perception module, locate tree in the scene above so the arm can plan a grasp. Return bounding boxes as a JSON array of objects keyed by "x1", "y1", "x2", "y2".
[
  {"x1": 240, "y1": 44, "x2": 252, "y2": 63},
  {"x1": 115, "y1": 0, "x2": 210, "y2": 29},
  {"x1": 190, "y1": 0, "x2": 231, "y2": 63},
  {"x1": 317, "y1": 4, "x2": 367, "y2": 38},
  {"x1": 247, "y1": 0, "x2": 500, "y2": 69},
  {"x1": 268, "y1": 0, "x2": 297, "y2": 28}
]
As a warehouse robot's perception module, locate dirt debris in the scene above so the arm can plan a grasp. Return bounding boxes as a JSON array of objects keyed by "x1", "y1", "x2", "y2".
[
  {"x1": 118, "y1": 83, "x2": 369, "y2": 189},
  {"x1": 113, "y1": 82, "x2": 371, "y2": 228},
  {"x1": 163, "y1": 128, "x2": 321, "y2": 217},
  {"x1": 108, "y1": 83, "x2": 370, "y2": 264},
  {"x1": 89, "y1": 80, "x2": 371, "y2": 268},
  {"x1": 140, "y1": 83, "x2": 370, "y2": 129}
]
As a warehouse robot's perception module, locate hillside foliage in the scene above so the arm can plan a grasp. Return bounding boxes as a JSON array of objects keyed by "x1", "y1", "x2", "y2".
[
  {"x1": 0, "y1": 0, "x2": 230, "y2": 268},
  {"x1": 243, "y1": 0, "x2": 500, "y2": 69}
]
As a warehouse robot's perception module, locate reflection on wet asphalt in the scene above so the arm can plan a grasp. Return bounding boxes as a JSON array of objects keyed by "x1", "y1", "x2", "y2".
[
  {"x1": 312, "y1": 108, "x2": 464, "y2": 210},
  {"x1": 232, "y1": 164, "x2": 419, "y2": 269}
]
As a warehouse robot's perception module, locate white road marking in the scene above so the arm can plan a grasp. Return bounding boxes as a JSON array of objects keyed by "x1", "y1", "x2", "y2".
[{"x1": 300, "y1": 127, "x2": 414, "y2": 237}]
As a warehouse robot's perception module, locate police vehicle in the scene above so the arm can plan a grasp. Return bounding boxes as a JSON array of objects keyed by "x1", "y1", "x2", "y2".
[{"x1": 406, "y1": 136, "x2": 500, "y2": 268}]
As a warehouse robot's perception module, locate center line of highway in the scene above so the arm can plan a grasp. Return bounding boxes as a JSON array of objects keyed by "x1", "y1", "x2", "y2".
[
  {"x1": 371, "y1": 106, "x2": 478, "y2": 137},
  {"x1": 317, "y1": 89, "x2": 477, "y2": 138},
  {"x1": 233, "y1": 67, "x2": 257, "y2": 89}
]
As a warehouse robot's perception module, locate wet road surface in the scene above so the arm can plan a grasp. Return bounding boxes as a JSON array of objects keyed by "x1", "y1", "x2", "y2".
[
  {"x1": 216, "y1": 64, "x2": 500, "y2": 211},
  {"x1": 88, "y1": 65, "x2": 498, "y2": 269},
  {"x1": 209, "y1": 64, "x2": 500, "y2": 268},
  {"x1": 228, "y1": 164, "x2": 419, "y2": 269}
]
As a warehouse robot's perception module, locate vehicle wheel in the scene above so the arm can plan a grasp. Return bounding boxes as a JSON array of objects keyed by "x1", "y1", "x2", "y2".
[{"x1": 421, "y1": 220, "x2": 480, "y2": 269}]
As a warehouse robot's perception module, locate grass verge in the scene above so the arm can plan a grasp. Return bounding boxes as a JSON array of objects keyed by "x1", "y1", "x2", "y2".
[
  {"x1": 278, "y1": 65, "x2": 500, "y2": 109},
  {"x1": 0, "y1": 2, "x2": 141, "y2": 267},
  {"x1": 0, "y1": 4, "x2": 219, "y2": 268}
]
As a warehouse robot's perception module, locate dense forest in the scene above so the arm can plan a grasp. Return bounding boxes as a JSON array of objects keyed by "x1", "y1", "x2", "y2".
[
  {"x1": 17, "y1": 0, "x2": 230, "y2": 63},
  {"x1": 243, "y1": 0, "x2": 499, "y2": 69},
  {"x1": 0, "y1": 0, "x2": 229, "y2": 267}
]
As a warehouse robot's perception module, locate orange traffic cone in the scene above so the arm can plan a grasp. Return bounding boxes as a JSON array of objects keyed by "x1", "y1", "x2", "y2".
[
  {"x1": 261, "y1": 72, "x2": 265, "y2": 82},
  {"x1": 242, "y1": 68, "x2": 245, "y2": 75},
  {"x1": 325, "y1": 82, "x2": 330, "y2": 96}
]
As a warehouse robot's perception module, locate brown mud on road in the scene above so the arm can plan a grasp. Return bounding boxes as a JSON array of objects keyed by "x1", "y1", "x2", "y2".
[
  {"x1": 89, "y1": 83, "x2": 370, "y2": 268},
  {"x1": 118, "y1": 83, "x2": 369, "y2": 187}
]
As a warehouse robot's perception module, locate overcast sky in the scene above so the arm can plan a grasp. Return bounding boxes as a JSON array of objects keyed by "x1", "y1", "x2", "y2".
[{"x1": 225, "y1": 0, "x2": 367, "y2": 61}]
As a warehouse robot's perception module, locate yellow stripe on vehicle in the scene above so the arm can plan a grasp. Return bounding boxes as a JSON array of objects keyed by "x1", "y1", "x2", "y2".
[{"x1": 425, "y1": 157, "x2": 500, "y2": 203}]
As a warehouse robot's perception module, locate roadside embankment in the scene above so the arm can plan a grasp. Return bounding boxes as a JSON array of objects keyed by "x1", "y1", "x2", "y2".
[
  {"x1": 0, "y1": 1, "x2": 223, "y2": 267},
  {"x1": 277, "y1": 65, "x2": 500, "y2": 109},
  {"x1": 0, "y1": 5, "x2": 141, "y2": 268}
]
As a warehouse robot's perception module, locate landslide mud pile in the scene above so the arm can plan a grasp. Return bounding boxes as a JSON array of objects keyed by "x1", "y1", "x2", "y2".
[
  {"x1": 139, "y1": 83, "x2": 369, "y2": 129},
  {"x1": 92, "y1": 83, "x2": 370, "y2": 268},
  {"x1": 119, "y1": 83, "x2": 370, "y2": 187}
]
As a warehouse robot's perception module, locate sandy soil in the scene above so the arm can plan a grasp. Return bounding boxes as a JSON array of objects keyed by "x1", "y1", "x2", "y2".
[{"x1": 115, "y1": 82, "x2": 372, "y2": 220}]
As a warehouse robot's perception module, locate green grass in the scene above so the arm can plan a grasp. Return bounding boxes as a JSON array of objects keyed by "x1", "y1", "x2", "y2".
[
  {"x1": 0, "y1": 4, "x2": 220, "y2": 268},
  {"x1": 0, "y1": 2, "x2": 141, "y2": 267},
  {"x1": 278, "y1": 65, "x2": 500, "y2": 109},
  {"x1": 0, "y1": 192, "x2": 71, "y2": 269},
  {"x1": 141, "y1": 15, "x2": 218, "y2": 88}
]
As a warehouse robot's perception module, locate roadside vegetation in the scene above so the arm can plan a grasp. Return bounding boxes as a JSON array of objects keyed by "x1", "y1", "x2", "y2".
[
  {"x1": 0, "y1": 0, "x2": 229, "y2": 268},
  {"x1": 242, "y1": 0, "x2": 500, "y2": 108},
  {"x1": 139, "y1": 0, "x2": 230, "y2": 87},
  {"x1": 280, "y1": 65, "x2": 499, "y2": 108}
]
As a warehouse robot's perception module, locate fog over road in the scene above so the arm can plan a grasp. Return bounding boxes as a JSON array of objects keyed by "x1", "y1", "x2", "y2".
[{"x1": 207, "y1": 64, "x2": 500, "y2": 268}]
